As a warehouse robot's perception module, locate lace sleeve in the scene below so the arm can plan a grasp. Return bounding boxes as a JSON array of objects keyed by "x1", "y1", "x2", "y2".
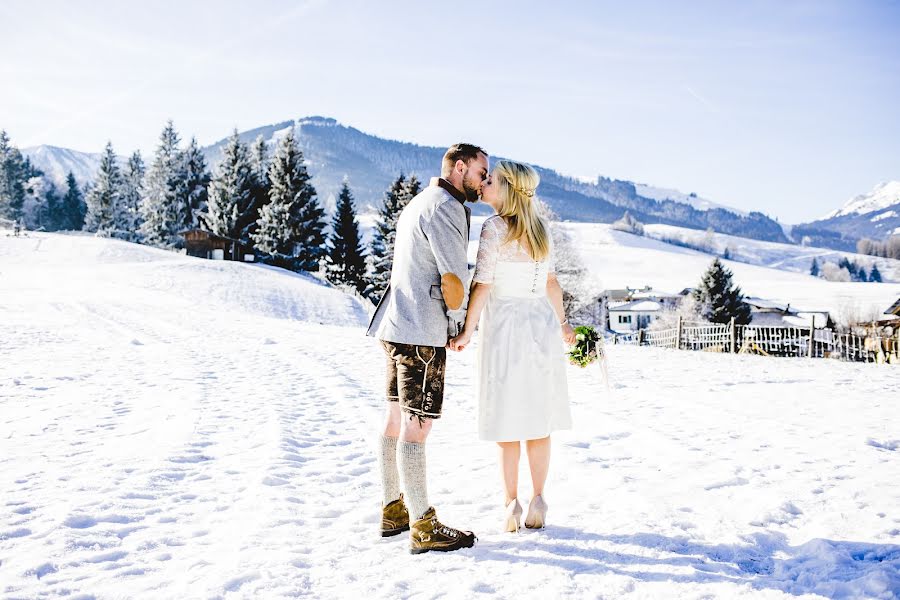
[
  {"x1": 472, "y1": 218, "x2": 501, "y2": 283},
  {"x1": 548, "y1": 235, "x2": 556, "y2": 273}
]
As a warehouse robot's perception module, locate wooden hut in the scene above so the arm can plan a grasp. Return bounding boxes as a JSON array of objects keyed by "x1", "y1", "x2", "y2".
[{"x1": 182, "y1": 229, "x2": 255, "y2": 262}]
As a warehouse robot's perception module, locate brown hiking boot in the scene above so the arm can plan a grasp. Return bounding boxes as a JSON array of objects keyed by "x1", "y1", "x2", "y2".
[
  {"x1": 382, "y1": 495, "x2": 410, "y2": 537},
  {"x1": 409, "y1": 507, "x2": 476, "y2": 554}
]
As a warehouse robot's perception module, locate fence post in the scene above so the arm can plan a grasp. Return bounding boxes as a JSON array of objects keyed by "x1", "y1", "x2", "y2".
[
  {"x1": 730, "y1": 317, "x2": 736, "y2": 353},
  {"x1": 675, "y1": 316, "x2": 683, "y2": 350},
  {"x1": 638, "y1": 328, "x2": 645, "y2": 346},
  {"x1": 807, "y1": 316, "x2": 815, "y2": 358}
]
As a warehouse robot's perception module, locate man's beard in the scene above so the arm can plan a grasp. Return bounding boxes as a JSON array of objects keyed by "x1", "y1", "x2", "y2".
[{"x1": 462, "y1": 177, "x2": 481, "y2": 203}]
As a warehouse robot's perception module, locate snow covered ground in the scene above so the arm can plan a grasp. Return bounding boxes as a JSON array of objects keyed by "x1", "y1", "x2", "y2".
[{"x1": 2, "y1": 232, "x2": 899, "y2": 599}]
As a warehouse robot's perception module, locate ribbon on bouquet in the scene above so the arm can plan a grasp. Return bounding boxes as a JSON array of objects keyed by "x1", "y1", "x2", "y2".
[{"x1": 593, "y1": 337, "x2": 612, "y2": 398}]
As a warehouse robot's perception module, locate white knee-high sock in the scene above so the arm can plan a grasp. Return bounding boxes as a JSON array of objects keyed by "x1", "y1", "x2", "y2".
[
  {"x1": 379, "y1": 434, "x2": 401, "y2": 505},
  {"x1": 398, "y1": 440, "x2": 429, "y2": 520}
]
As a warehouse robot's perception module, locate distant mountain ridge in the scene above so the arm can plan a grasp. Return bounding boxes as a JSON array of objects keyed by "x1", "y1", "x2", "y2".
[
  {"x1": 793, "y1": 181, "x2": 900, "y2": 251},
  {"x1": 23, "y1": 116, "x2": 789, "y2": 242}
]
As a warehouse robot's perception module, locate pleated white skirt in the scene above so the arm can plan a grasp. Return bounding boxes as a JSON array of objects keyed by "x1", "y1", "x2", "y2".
[{"x1": 476, "y1": 292, "x2": 572, "y2": 442}]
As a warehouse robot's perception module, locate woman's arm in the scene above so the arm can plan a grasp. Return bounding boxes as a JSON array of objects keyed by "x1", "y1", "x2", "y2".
[
  {"x1": 448, "y1": 282, "x2": 491, "y2": 351},
  {"x1": 547, "y1": 273, "x2": 577, "y2": 345}
]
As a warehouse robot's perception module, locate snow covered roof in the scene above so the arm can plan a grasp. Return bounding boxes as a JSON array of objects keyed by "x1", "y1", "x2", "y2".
[
  {"x1": 608, "y1": 300, "x2": 663, "y2": 312},
  {"x1": 887, "y1": 297, "x2": 900, "y2": 316},
  {"x1": 631, "y1": 290, "x2": 680, "y2": 300},
  {"x1": 744, "y1": 296, "x2": 796, "y2": 313}
]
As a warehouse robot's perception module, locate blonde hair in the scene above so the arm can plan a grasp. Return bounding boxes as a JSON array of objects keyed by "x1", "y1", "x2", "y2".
[{"x1": 494, "y1": 160, "x2": 550, "y2": 262}]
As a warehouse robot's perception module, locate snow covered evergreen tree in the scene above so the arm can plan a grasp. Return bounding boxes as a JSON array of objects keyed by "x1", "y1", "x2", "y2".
[
  {"x1": 58, "y1": 172, "x2": 86, "y2": 231},
  {"x1": 252, "y1": 130, "x2": 326, "y2": 271},
  {"x1": 204, "y1": 130, "x2": 260, "y2": 247},
  {"x1": 325, "y1": 180, "x2": 367, "y2": 292},
  {"x1": 249, "y1": 134, "x2": 271, "y2": 236},
  {"x1": 0, "y1": 130, "x2": 27, "y2": 222},
  {"x1": 250, "y1": 134, "x2": 269, "y2": 186},
  {"x1": 84, "y1": 142, "x2": 124, "y2": 235},
  {"x1": 611, "y1": 210, "x2": 644, "y2": 235},
  {"x1": 692, "y1": 258, "x2": 752, "y2": 324},
  {"x1": 118, "y1": 151, "x2": 145, "y2": 241},
  {"x1": 181, "y1": 138, "x2": 211, "y2": 231},
  {"x1": 869, "y1": 264, "x2": 882, "y2": 283},
  {"x1": 140, "y1": 121, "x2": 186, "y2": 247},
  {"x1": 367, "y1": 174, "x2": 417, "y2": 300},
  {"x1": 21, "y1": 176, "x2": 58, "y2": 231}
]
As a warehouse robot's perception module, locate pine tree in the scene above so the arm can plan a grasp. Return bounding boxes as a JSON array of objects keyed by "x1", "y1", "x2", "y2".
[
  {"x1": 84, "y1": 142, "x2": 123, "y2": 235},
  {"x1": 0, "y1": 130, "x2": 27, "y2": 221},
  {"x1": 810, "y1": 257, "x2": 820, "y2": 277},
  {"x1": 251, "y1": 130, "x2": 326, "y2": 271},
  {"x1": 692, "y1": 258, "x2": 752, "y2": 324},
  {"x1": 59, "y1": 172, "x2": 86, "y2": 231},
  {"x1": 326, "y1": 180, "x2": 367, "y2": 292},
  {"x1": 248, "y1": 134, "x2": 271, "y2": 237},
  {"x1": 250, "y1": 134, "x2": 269, "y2": 185},
  {"x1": 118, "y1": 151, "x2": 145, "y2": 241},
  {"x1": 869, "y1": 264, "x2": 882, "y2": 283},
  {"x1": 181, "y1": 138, "x2": 211, "y2": 231},
  {"x1": 204, "y1": 130, "x2": 262, "y2": 248},
  {"x1": 367, "y1": 174, "x2": 417, "y2": 300},
  {"x1": 20, "y1": 176, "x2": 57, "y2": 231},
  {"x1": 42, "y1": 183, "x2": 62, "y2": 231},
  {"x1": 140, "y1": 121, "x2": 186, "y2": 247}
]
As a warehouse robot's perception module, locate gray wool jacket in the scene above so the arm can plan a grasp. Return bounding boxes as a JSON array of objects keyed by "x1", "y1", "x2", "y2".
[{"x1": 366, "y1": 178, "x2": 471, "y2": 347}]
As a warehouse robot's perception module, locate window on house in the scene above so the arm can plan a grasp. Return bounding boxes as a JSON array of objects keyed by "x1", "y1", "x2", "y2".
[{"x1": 618, "y1": 315, "x2": 632, "y2": 324}]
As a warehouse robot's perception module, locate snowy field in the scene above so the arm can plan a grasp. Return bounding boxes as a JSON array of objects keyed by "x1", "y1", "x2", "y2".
[
  {"x1": 2, "y1": 232, "x2": 899, "y2": 599},
  {"x1": 553, "y1": 222, "x2": 900, "y2": 320}
]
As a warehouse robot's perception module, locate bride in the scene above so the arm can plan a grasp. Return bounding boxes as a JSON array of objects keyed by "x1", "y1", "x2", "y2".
[{"x1": 449, "y1": 160, "x2": 575, "y2": 532}]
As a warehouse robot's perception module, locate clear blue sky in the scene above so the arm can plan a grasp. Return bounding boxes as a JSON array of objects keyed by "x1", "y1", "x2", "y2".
[{"x1": 2, "y1": 0, "x2": 898, "y2": 223}]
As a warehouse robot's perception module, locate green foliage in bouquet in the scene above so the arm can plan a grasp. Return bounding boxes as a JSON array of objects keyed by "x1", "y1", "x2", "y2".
[{"x1": 567, "y1": 325, "x2": 602, "y2": 368}]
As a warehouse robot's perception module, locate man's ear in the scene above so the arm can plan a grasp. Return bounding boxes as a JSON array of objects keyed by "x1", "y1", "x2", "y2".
[{"x1": 456, "y1": 159, "x2": 467, "y2": 175}]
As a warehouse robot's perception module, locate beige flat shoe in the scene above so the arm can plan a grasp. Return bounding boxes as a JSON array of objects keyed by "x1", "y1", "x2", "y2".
[
  {"x1": 503, "y1": 499, "x2": 523, "y2": 533},
  {"x1": 525, "y1": 495, "x2": 547, "y2": 529}
]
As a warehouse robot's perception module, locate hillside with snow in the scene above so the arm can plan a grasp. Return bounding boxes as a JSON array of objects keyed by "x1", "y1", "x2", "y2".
[
  {"x1": 2, "y1": 231, "x2": 898, "y2": 599},
  {"x1": 641, "y1": 223, "x2": 900, "y2": 283},
  {"x1": 568, "y1": 223, "x2": 899, "y2": 319}
]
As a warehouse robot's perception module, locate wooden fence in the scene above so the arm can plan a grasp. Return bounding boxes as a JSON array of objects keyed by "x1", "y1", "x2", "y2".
[{"x1": 612, "y1": 317, "x2": 899, "y2": 364}]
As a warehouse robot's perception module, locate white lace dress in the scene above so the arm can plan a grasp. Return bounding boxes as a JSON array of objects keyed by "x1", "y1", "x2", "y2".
[{"x1": 472, "y1": 216, "x2": 572, "y2": 442}]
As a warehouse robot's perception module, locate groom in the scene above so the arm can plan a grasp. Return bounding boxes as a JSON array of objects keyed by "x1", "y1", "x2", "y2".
[{"x1": 367, "y1": 143, "x2": 489, "y2": 554}]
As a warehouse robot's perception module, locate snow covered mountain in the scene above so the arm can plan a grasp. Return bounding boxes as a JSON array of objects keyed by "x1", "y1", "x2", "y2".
[
  {"x1": 21, "y1": 117, "x2": 788, "y2": 242},
  {"x1": 634, "y1": 183, "x2": 747, "y2": 216},
  {"x1": 21, "y1": 144, "x2": 104, "y2": 189},
  {"x1": 824, "y1": 181, "x2": 900, "y2": 219},
  {"x1": 793, "y1": 181, "x2": 900, "y2": 251}
]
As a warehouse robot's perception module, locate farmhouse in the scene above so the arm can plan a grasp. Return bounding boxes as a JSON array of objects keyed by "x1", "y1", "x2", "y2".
[
  {"x1": 182, "y1": 229, "x2": 255, "y2": 262},
  {"x1": 744, "y1": 296, "x2": 833, "y2": 328}
]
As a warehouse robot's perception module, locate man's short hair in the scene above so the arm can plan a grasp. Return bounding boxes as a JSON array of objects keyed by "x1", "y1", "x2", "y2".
[{"x1": 442, "y1": 143, "x2": 488, "y2": 177}]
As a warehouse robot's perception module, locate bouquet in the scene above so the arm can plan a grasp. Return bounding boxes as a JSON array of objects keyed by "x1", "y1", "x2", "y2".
[{"x1": 567, "y1": 325, "x2": 602, "y2": 368}]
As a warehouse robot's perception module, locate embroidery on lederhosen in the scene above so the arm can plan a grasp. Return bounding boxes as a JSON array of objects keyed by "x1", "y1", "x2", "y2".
[{"x1": 416, "y1": 346, "x2": 436, "y2": 415}]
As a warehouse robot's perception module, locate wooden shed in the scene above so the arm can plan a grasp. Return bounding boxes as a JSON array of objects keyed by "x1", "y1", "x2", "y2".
[{"x1": 182, "y1": 229, "x2": 255, "y2": 262}]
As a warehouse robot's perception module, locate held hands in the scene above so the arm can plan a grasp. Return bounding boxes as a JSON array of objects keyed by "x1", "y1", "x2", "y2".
[
  {"x1": 448, "y1": 329, "x2": 473, "y2": 352},
  {"x1": 561, "y1": 321, "x2": 577, "y2": 345}
]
